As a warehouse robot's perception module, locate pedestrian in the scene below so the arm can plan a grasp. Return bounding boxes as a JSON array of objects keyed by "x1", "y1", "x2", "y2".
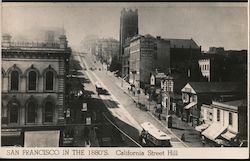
[
  {"x1": 158, "y1": 113, "x2": 161, "y2": 120},
  {"x1": 181, "y1": 133, "x2": 185, "y2": 142},
  {"x1": 201, "y1": 135, "x2": 205, "y2": 146}
]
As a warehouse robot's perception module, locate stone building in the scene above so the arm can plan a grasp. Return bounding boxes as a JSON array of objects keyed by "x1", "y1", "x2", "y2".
[
  {"x1": 121, "y1": 38, "x2": 131, "y2": 80},
  {"x1": 129, "y1": 34, "x2": 156, "y2": 88},
  {"x1": 120, "y1": 8, "x2": 138, "y2": 74},
  {"x1": 1, "y1": 33, "x2": 71, "y2": 146}
]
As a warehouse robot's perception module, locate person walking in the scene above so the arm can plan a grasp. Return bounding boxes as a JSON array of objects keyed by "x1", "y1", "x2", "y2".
[
  {"x1": 181, "y1": 133, "x2": 185, "y2": 142},
  {"x1": 201, "y1": 135, "x2": 206, "y2": 146}
]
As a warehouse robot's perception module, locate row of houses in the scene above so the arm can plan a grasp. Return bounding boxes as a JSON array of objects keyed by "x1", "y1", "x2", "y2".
[{"x1": 149, "y1": 72, "x2": 247, "y2": 146}]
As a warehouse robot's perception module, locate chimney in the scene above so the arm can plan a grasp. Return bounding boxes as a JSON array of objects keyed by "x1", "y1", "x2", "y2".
[
  {"x1": 59, "y1": 35, "x2": 67, "y2": 49},
  {"x1": 2, "y1": 34, "x2": 12, "y2": 48}
]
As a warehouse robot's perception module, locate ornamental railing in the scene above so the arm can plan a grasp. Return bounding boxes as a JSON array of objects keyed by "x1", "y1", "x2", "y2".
[{"x1": 10, "y1": 41, "x2": 60, "y2": 48}]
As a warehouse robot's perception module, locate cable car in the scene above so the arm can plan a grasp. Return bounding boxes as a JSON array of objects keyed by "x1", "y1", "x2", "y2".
[{"x1": 140, "y1": 122, "x2": 172, "y2": 147}]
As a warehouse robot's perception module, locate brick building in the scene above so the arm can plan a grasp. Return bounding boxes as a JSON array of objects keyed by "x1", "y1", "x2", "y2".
[{"x1": 129, "y1": 34, "x2": 156, "y2": 88}]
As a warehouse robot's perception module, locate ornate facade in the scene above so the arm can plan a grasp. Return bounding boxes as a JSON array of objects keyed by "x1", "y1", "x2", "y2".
[{"x1": 1, "y1": 34, "x2": 71, "y2": 146}]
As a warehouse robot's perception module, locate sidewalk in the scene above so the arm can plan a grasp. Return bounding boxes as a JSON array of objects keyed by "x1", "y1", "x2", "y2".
[{"x1": 108, "y1": 71, "x2": 213, "y2": 147}]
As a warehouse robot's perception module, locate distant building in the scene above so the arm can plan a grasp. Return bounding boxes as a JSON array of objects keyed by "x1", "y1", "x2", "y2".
[
  {"x1": 96, "y1": 38, "x2": 119, "y2": 66},
  {"x1": 1, "y1": 33, "x2": 71, "y2": 147},
  {"x1": 198, "y1": 54, "x2": 224, "y2": 82},
  {"x1": 165, "y1": 38, "x2": 201, "y2": 94},
  {"x1": 82, "y1": 35, "x2": 99, "y2": 55},
  {"x1": 166, "y1": 38, "x2": 201, "y2": 70},
  {"x1": 207, "y1": 47, "x2": 225, "y2": 54},
  {"x1": 129, "y1": 34, "x2": 156, "y2": 88},
  {"x1": 154, "y1": 37, "x2": 171, "y2": 73},
  {"x1": 198, "y1": 48, "x2": 247, "y2": 82},
  {"x1": 120, "y1": 8, "x2": 139, "y2": 74},
  {"x1": 199, "y1": 100, "x2": 247, "y2": 147},
  {"x1": 181, "y1": 82, "x2": 244, "y2": 126},
  {"x1": 125, "y1": 34, "x2": 202, "y2": 93},
  {"x1": 121, "y1": 38, "x2": 131, "y2": 80}
]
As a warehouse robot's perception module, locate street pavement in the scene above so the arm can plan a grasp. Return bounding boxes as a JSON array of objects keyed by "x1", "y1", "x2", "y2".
[
  {"x1": 87, "y1": 53, "x2": 216, "y2": 147},
  {"x1": 72, "y1": 54, "x2": 141, "y2": 147},
  {"x1": 77, "y1": 53, "x2": 198, "y2": 147},
  {"x1": 107, "y1": 74, "x2": 213, "y2": 147}
]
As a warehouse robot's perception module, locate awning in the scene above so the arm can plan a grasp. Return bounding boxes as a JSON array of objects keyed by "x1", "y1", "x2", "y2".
[
  {"x1": 195, "y1": 124, "x2": 210, "y2": 132},
  {"x1": 184, "y1": 102, "x2": 197, "y2": 109},
  {"x1": 24, "y1": 130, "x2": 60, "y2": 147},
  {"x1": 1, "y1": 131, "x2": 21, "y2": 137},
  {"x1": 221, "y1": 131, "x2": 237, "y2": 141},
  {"x1": 201, "y1": 123, "x2": 227, "y2": 141}
]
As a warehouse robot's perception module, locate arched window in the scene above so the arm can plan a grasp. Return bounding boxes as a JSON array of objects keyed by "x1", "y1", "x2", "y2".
[
  {"x1": 9, "y1": 102, "x2": 19, "y2": 124},
  {"x1": 26, "y1": 101, "x2": 36, "y2": 123},
  {"x1": 44, "y1": 102, "x2": 53, "y2": 123},
  {"x1": 11, "y1": 71, "x2": 19, "y2": 90},
  {"x1": 45, "y1": 71, "x2": 54, "y2": 90},
  {"x1": 28, "y1": 71, "x2": 37, "y2": 91}
]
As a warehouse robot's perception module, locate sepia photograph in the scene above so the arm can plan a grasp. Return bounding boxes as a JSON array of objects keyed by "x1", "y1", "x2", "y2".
[{"x1": 0, "y1": 1, "x2": 248, "y2": 159}]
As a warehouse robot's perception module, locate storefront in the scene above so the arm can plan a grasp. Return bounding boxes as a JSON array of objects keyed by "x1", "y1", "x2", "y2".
[
  {"x1": 1, "y1": 128, "x2": 23, "y2": 146},
  {"x1": 201, "y1": 123, "x2": 227, "y2": 142}
]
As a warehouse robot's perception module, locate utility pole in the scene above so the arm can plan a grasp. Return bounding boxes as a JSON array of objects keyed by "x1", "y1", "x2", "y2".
[{"x1": 164, "y1": 71, "x2": 173, "y2": 128}]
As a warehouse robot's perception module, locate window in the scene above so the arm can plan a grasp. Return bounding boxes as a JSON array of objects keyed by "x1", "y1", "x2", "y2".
[
  {"x1": 217, "y1": 109, "x2": 220, "y2": 121},
  {"x1": 229, "y1": 112, "x2": 233, "y2": 125},
  {"x1": 9, "y1": 102, "x2": 19, "y2": 123},
  {"x1": 27, "y1": 102, "x2": 36, "y2": 123},
  {"x1": 44, "y1": 102, "x2": 53, "y2": 123},
  {"x1": 10, "y1": 71, "x2": 19, "y2": 90},
  {"x1": 193, "y1": 95, "x2": 197, "y2": 102},
  {"x1": 209, "y1": 112, "x2": 213, "y2": 121},
  {"x1": 45, "y1": 71, "x2": 54, "y2": 90},
  {"x1": 28, "y1": 71, "x2": 37, "y2": 90}
]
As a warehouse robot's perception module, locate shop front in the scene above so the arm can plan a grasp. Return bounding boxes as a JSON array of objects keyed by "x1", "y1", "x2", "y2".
[{"x1": 1, "y1": 128, "x2": 23, "y2": 147}]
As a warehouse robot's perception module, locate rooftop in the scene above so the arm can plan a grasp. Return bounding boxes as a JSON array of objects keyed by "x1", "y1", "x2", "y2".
[
  {"x1": 212, "y1": 99, "x2": 247, "y2": 111},
  {"x1": 164, "y1": 38, "x2": 200, "y2": 49},
  {"x1": 222, "y1": 99, "x2": 247, "y2": 107},
  {"x1": 187, "y1": 82, "x2": 242, "y2": 93}
]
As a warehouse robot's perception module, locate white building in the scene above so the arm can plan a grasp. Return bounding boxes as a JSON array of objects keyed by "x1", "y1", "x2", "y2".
[
  {"x1": 198, "y1": 59, "x2": 210, "y2": 81},
  {"x1": 198, "y1": 99, "x2": 247, "y2": 146}
]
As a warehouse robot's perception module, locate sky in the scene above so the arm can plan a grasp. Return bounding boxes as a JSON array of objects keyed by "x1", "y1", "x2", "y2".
[{"x1": 2, "y1": 2, "x2": 248, "y2": 51}]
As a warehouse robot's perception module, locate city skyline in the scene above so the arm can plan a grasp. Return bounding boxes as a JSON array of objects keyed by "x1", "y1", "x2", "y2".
[{"x1": 2, "y1": 2, "x2": 248, "y2": 51}]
